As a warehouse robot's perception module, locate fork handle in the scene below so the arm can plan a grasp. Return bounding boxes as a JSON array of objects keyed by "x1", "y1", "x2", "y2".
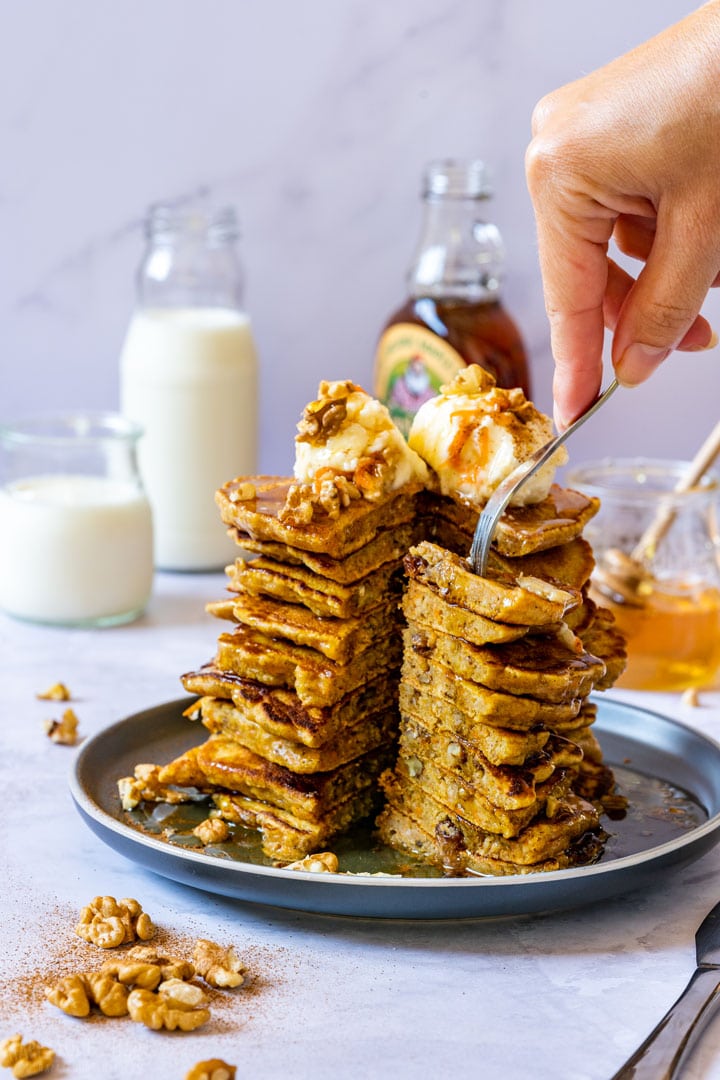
[{"x1": 610, "y1": 966, "x2": 720, "y2": 1079}]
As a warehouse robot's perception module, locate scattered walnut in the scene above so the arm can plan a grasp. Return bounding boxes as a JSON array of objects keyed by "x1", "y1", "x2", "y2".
[
  {"x1": 75, "y1": 896, "x2": 155, "y2": 948},
  {"x1": 682, "y1": 687, "x2": 701, "y2": 707},
  {"x1": 185, "y1": 1061, "x2": 237, "y2": 1080},
  {"x1": 193, "y1": 938, "x2": 245, "y2": 989},
  {"x1": 193, "y1": 817, "x2": 230, "y2": 845},
  {"x1": 127, "y1": 987, "x2": 210, "y2": 1032},
  {"x1": 45, "y1": 970, "x2": 130, "y2": 1018},
  {"x1": 43, "y1": 707, "x2": 79, "y2": 745},
  {"x1": 0, "y1": 1035, "x2": 55, "y2": 1078},
  {"x1": 117, "y1": 763, "x2": 192, "y2": 810},
  {"x1": 36, "y1": 682, "x2": 71, "y2": 701},
  {"x1": 158, "y1": 978, "x2": 207, "y2": 1011},
  {"x1": 283, "y1": 852, "x2": 339, "y2": 874},
  {"x1": 103, "y1": 944, "x2": 194, "y2": 982},
  {"x1": 227, "y1": 481, "x2": 256, "y2": 503}
]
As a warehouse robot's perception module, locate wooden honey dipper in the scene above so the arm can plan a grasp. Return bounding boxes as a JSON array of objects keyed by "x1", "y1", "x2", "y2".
[{"x1": 595, "y1": 419, "x2": 720, "y2": 607}]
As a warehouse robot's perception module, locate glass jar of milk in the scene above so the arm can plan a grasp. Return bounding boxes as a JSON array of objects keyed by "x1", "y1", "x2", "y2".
[
  {"x1": 119, "y1": 202, "x2": 258, "y2": 571},
  {"x1": 0, "y1": 413, "x2": 153, "y2": 626}
]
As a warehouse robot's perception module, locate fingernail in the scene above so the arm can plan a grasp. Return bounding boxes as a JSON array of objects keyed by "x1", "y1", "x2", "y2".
[
  {"x1": 686, "y1": 329, "x2": 719, "y2": 352},
  {"x1": 553, "y1": 406, "x2": 571, "y2": 432},
  {"x1": 617, "y1": 344, "x2": 670, "y2": 387}
]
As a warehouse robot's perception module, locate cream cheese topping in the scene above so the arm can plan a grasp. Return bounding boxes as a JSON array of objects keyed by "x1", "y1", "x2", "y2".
[{"x1": 408, "y1": 365, "x2": 567, "y2": 507}]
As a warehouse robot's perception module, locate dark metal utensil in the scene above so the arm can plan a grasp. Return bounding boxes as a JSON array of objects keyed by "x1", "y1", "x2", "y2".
[{"x1": 611, "y1": 900, "x2": 720, "y2": 1078}]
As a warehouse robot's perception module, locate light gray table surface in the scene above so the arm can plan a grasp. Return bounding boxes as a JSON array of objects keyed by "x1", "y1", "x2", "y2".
[{"x1": 3, "y1": 569, "x2": 720, "y2": 1080}]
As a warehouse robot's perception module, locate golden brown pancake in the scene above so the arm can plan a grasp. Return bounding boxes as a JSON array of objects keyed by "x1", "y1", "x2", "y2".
[
  {"x1": 181, "y1": 666, "x2": 398, "y2": 748},
  {"x1": 406, "y1": 624, "x2": 606, "y2": 703},
  {"x1": 194, "y1": 695, "x2": 398, "y2": 774},
  {"x1": 216, "y1": 475, "x2": 422, "y2": 559},
  {"x1": 578, "y1": 606, "x2": 628, "y2": 689},
  {"x1": 402, "y1": 580, "x2": 530, "y2": 646},
  {"x1": 225, "y1": 555, "x2": 403, "y2": 618},
  {"x1": 214, "y1": 626, "x2": 402, "y2": 707},
  {"x1": 404, "y1": 540, "x2": 579, "y2": 626}
]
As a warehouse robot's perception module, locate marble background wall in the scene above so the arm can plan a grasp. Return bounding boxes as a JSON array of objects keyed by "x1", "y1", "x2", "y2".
[{"x1": 2, "y1": 0, "x2": 715, "y2": 475}]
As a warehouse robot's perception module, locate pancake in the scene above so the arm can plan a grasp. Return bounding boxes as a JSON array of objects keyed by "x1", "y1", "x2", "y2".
[
  {"x1": 214, "y1": 787, "x2": 379, "y2": 862},
  {"x1": 376, "y1": 802, "x2": 603, "y2": 876},
  {"x1": 225, "y1": 555, "x2": 403, "y2": 618},
  {"x1": 402, "y1": 580, "x2": 530, "y2": 646},
  {"x1": 181, "y1": 666, "x2": 398, "y2": 748},
  {"x1": 406, "y1": 624, "x2": 606, "y2": 703},
  {"x1": 216, "y1": 475, "x2": 422, "y2": 559},
  {"x1": 378, "y1": 769, "x2": 600, "y2": 867},
  {"x1": 399, "y1": 718, "x2": 583, "y2": 811},
  {"x1": 214, "y1": 626, "x2": 403, "y2": 707},
  {"x1": 404, "y1": 540, "x2": 579, "y2": 626},
  {"x1": 391, "y1": 753, "x2": 573, "y2": 838},
  {"x1": 579, "y1": 607, "x2": 628, "y2": 689},
  {"x1": 158, "y1": 738, "x2": 392, "y2": 821},
  {"x1": 230, "y1": 520, "x2": 423, "y2": 585},
  {"x1": 225, "y1": 592, "x2": 398, "y2": 663},
  {"x1": 194, "y1": 695, "x2": 398, "y2": 774},
  {"x1": 500, "y1": 537, "x2": 596, "y2": 591}
]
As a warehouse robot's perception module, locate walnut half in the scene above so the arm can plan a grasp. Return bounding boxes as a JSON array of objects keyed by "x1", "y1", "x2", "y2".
[
  {"x1": 186, "y1": 1061, "x2": 237, "y2": 1080},
  {"x1": 75, "y1": 895, "x2": 155, "y2": 948},
  {"x1": 193, "y1": 938, "x2": 245, "y2": 989},
  {"x1": 0, "y1": 1034, "x2": 55, "y2": 1078}
]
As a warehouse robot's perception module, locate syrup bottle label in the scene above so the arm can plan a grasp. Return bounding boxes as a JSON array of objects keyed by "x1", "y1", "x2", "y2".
[{"x1": 373, "y1": 322, "x2": 465, "y2": 437}]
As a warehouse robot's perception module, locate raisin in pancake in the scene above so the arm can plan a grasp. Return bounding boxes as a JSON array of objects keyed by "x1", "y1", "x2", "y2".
[
  {"x1": 225, "y1": 555, "x2": 402, "y2": 619},
  {"x1": 159, "y1": 738, "x2": 392, "y2": 821},
  {"x1": 403, "y1": 580, "x2": 530, "y2": 646},
  {"x1": 214, "y1": 787, "x2": 378, "y2": 862},
  {"x1": 216, "y1": 475, "x2": 422, "y2": 559},
  {"x1": 399, "y1": 718, "x2": 583, "y2": 811},
  {"x1": 230, "y1": 520, "x2": 422, "y2": 585},
  {"x1": 181, "y1": 666, "x2": 397, "y2": 748},
  {"x1": 401, "y1": 649, "x2": 584, "y2": 734},
  {"x1": 376, "y1": 801, "x2": 603, "y2": 876},
  {"x1": 406, "y1": 624, "x2": 605, "y2": 703},
  {"x1": 193, "y1": 696, "x2": 398, "y2": 774},
  {"x1": 405, "y1": 540, "x2": 579, "y2": 626},
  {"x1": 214, "y1": 626, "x2": 402, "y2": 707},
  {"x1": 223, "y1": 592, "x2": 398, "y2": 663}
]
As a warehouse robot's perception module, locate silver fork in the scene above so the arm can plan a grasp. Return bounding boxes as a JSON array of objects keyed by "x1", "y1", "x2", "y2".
[{"x1": 468, "y1": 379, "x2": 619, "y2": 575}]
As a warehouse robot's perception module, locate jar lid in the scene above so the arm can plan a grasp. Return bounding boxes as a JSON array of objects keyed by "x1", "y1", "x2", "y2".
[{"x1": 422, "y1": 159, "x2": 492, "y2": 199}]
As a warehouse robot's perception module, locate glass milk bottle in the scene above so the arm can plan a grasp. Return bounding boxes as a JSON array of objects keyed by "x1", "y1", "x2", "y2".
[
  {"x1": 119, "y1": 203, "x2": 258, "y2": 570},
  {"x1": 373, "y1": 159, "x2": 530, "y2": 438}
]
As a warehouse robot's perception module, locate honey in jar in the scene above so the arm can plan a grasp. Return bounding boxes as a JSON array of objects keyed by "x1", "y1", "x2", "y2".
[
  {"x1": 373, "y1": 160, "x2": 530, "y2": 438},
  {"x1": 568, "y1": 458, "x2": 720, "y2": 693}
]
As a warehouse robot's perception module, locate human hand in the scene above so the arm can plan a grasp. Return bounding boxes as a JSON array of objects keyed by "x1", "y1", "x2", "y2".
[{"x1": 526, "y1": 2, "x2": 720, "y2": 429}]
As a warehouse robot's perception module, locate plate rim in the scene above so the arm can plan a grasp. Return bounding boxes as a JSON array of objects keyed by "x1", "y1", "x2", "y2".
[{"x1": 69, "y1": 693, "x2": 720, "y2": 894}]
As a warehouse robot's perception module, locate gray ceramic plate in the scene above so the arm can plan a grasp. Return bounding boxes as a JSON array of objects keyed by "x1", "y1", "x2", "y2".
[{"x1": 70, "y1": 696, "x2": 720, "y2": 919}]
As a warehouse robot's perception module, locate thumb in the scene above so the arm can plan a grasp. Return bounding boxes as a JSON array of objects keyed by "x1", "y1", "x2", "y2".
[{"x1": 613, "y1": 208, "x2": 719, "y2": 386}]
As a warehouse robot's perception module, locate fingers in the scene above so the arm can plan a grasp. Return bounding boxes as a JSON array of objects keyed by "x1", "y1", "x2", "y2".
[
  {"x1": 605, "y1": 258, "x2": 715, "y2": 349},
  {"x1": 612, "y1": 204, "x2": 720, "y2": 386}
]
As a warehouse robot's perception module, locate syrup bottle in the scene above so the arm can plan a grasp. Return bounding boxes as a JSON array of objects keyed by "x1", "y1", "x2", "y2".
[{"x1": 373, "y1": 159, "x2": 530, "y2": 437}]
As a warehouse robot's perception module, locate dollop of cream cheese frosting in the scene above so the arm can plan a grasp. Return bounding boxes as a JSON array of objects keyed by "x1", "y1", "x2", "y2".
[
  {"x1": 293, "y1": 379, "x2": 429, "y2": 498},
  {"x1": 408, "y1": 365, "x2": 567, "y2": 507}
]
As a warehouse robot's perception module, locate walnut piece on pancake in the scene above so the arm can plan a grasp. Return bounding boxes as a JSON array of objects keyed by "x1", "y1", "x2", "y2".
[
  {"x1": 281, "y1": 379, "x2": 428, "y2": 524},
  {"x1": 193, "y1": 816, "x2": 231, "y2": 845},
  {"x1": 408, "y1": 363, "x2": 567, "y2": 509},
  {"x1": 43, "y1": 706, "x2": 79, "y2": 745},
  {"x1": 35, "y1": 681, "x2": 71, "y2": 701},
  {"x1": 192, "y1": 938, "x2": 246, "y2": 989},
  {"x1": 75, "y1": 895, "x2": 155, "y2": 949},
  {"x1": 0, "y1": 1034, "x2": 55, "y2": 1078},
  {"x1": 186, "y1": 1062, "x2": 237, "y2": 1080},
  {"x1": 117, "y1": 762, "x2": 197, "y2": 810},
  {"x1": 282, "y1": 851, "x2": 339, "y2": 873},
  {"x1": 227, "y1": 480, "x2": 256, "y2": 503}
]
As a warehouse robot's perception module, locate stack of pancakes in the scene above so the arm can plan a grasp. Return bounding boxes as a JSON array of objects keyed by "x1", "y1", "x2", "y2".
[
  {"x1": 158, "y1": 474, "x2": 425, "y2": 863},
  {"x1": 376, "y1": 485, "x2": 627, "y2": 876}
]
